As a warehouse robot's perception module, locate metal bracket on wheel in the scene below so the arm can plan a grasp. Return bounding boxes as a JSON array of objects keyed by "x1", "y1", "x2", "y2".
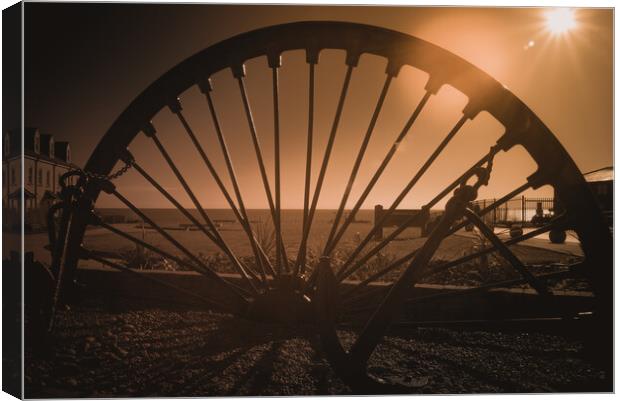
[
  {"x1": 315, "y1": 257, "x2": 408, "y2": 393},
  {"x1": 315, "y1": 182, "x2": 484, "y2": 393}
]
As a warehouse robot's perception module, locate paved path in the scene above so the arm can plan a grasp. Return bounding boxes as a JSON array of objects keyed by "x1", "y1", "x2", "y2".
[{"x1": 455, "y1": 228, "x2": 583, "y2": 257}]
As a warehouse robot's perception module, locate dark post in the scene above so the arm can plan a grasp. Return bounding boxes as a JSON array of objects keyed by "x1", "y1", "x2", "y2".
[{"x1": 374, "y1": 205, "x2": 384, "y2": 241}]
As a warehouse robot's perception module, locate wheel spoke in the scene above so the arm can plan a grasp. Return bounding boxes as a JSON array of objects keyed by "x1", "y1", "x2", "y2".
[
  {"x1": 463, "y1": 208, "x2": 553, "y2": 296},
  {"x1": 91, "y1": 208, "x2": 250, "y2": 310},
  {"x1": 342, "y1": 251, "x2": 418, "y2": 300},
  {"x1": 344, "y1": 214, "x2": 569, "y2": 307},
  {"x1": 297, "y1": 58, "x2": 316, "y2": 276},
  {"x1": 406, "y1": 261, "x2": 585, "y2": 306},
  {"x1": 354, "y1": 211, "x2": 564, "y2": 308},
  {"x1": 201, "y1": 80, "x2": 275, "y2": 280},
  {"x1": 340, "y1": 181, "x2": 532, "y2": 296},
  {"x1": 336, "y1": 120, "x2": 483, "y2": 282},
  {"x1": 302, "y1": 150, "x2": 494, "y2": 293},
  {"x1": 341, "y1": 285, "x2": 387, "y2": 311},
  {"x1": 168, "y1": 98, "x2": 271, "y2": 285},
  {"x1": 143, "y1": 123, "x2": 264, "y2": 291},
  {"x1": 335, "y1": 115, "x2": 469, "y2": 278},
  {"x1": 324, "y1": 91, "x2": 433, "y2": 258},
  {"x1": 348, "y1": 187, "x2": 469, "y2": 366},
  {"x1": 322, "y1": 74, "x2": 394, "y2": 257},
  {"x1": 431, "y1": 215, "x2": 568, "y2": 275},
  {"x1": 270, "y1": 60, "x2": 287, "y2": 274},
  {"x1": 127, "y1": 154, "x2": 262, "y2": 291},
  {"x1": 233, "y1": 65, "x2": 291, "y2": 274},
  {"x1": 448, "y1": 182, "x2": 531, "y2": 235},
  {"x1": 294, "y1": 63, "x2": 355, "y2": 273},
  {"x1": 83, "y1": 248, "x2": 235, "y2": 313}
]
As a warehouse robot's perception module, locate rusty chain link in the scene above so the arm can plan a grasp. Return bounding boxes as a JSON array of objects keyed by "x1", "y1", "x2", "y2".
[
  {"x1": 472, "y1": 145, "x2": 498, "y2": 190},
  {"x1": 48, "y1": 157, "x2": 132, "y2": 262},
  {"x1": 67, "y1": 159, "x2": 133, "y2": 183}
]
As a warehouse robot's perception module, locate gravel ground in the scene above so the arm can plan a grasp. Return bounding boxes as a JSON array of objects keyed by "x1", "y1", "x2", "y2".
[{"x1": 25, "y1": 305, "x2": 608, "y2": 398}]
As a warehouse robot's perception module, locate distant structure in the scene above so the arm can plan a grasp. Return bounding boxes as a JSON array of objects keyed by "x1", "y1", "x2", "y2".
[
  {"x1": 3, "y1": 127, "x2": 74, "y2": 230},
  {"x1": 574, "y1": 166, "x2": 612, "y2": 226},
  {"x1": 373, "y1": 205, "x2": 432, "y2": 240},
  {"x1": 551, "y1": 166, "x2": 613, "y2": 225}
]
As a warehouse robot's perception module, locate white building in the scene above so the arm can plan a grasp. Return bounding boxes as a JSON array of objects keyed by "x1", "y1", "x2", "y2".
[{"x1": 3, "y1": 128, "x2": 75, "y2": 229}]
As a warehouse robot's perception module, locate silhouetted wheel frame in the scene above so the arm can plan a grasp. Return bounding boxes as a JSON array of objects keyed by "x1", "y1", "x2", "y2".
[{"x1": 51, "y1": 22, "x2": 612, "y2": 392}]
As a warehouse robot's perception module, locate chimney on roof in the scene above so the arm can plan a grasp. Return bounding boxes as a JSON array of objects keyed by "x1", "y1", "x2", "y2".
[
  {"x1": 24, "y1": 127, "x2": 40, "y2": 154},
  {"x1": 54, "y1": 142, "x2": 71, "y2": 163},
  {"x1": 40, "y1": 134, "x2": 55, "y2": 158}
]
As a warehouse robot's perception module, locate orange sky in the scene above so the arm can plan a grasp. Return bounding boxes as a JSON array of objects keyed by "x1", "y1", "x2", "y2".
[{"x1": 25, "y1": 5, "x2": 613, "y2": 209}]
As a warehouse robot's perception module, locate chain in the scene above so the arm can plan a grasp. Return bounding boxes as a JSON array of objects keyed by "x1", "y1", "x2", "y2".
[
  {"x1": 462, "y1": 144, "x2": 499, "y2": 194},
  {"x1": 48, "y1": 158, "x2": 132, "y2": 272},
  {"x1": 67, "y1": 159, "x2": 133, "y2": 182},
  {"x1": 48, "y1": 159, "x2": 133, "y2": 242}
]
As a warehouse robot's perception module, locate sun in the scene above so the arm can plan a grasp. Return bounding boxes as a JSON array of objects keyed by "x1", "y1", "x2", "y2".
[{"x1": 545, "y1": 8, "x2": 577, "y2": 35}]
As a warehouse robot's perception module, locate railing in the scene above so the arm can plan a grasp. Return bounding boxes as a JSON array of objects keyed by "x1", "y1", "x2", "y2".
[
  {"x1": 470, "y1": 196, "x2": 555, "y2": 227},
  {"x1": 373, "y1": 205, "x2": 431, "y2": 240}
]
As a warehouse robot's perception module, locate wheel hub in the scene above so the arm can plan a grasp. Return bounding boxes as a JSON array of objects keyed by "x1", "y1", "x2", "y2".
[{"x1": 245, "y1": 274, "x2": 314, "y2": 324}]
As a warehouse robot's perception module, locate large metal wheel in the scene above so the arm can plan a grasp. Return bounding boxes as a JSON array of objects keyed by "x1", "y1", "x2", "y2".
[{"x1": 50, "y1": 21, "x2": 612, "y2": 392}]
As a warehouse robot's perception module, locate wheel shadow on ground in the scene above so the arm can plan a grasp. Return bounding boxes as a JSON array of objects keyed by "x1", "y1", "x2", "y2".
[
  {"x1": 25, "y1": 307, "x2": 349, "y2": 397},
  {"x1": 25, "y1": 304, "x2": 608, "y2": 396}
]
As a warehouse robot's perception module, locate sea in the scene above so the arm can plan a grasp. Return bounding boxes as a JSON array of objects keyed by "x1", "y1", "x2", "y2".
[{"x1": 88, "y1": 208, "x2": 429, "y2": 260}]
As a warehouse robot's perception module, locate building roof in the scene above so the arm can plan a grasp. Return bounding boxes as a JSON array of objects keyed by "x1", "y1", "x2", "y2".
[
  {"x1": 54, "y1": 141, "x2": 70, "y2": 163},
  {"x1": 23, "y1": 149, "x2": 72, "y2": 167},
  {"x1": 6, "y1": 128, "x2": 21, "y2": 155},
  {"x1": 4, "y1": 128, "x2": 72, "y2": 167},
  {"x1": 40, "y1": 134, "x2": 54, "y2": 157},
  {"x1": 584, "y1": 166, "x2": 613, "y2": 183},
  {"x1": 24, "y1": 127, "x2": 39, "y2": 153}
]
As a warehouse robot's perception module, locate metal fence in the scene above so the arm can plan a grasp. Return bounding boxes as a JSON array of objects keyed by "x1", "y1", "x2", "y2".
[{"x1": 470, "y1": 196, "x2": 555, "y2": 227}]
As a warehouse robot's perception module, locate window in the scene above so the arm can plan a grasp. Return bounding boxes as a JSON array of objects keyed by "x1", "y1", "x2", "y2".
[
  {"x1": 38, "y1": 169, "x2": 42, "y2": 185},
  {"x1": 28, "y1": 167, "x2": 33, "y2": 184},
  {"x1": 46, "y1": 170, "x2": 51, "y2": 187}
]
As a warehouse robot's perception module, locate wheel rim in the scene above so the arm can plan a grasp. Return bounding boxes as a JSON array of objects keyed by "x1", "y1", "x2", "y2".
[{"x1": 56, "y1": 21, "x2": 612, "y2": 391}]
